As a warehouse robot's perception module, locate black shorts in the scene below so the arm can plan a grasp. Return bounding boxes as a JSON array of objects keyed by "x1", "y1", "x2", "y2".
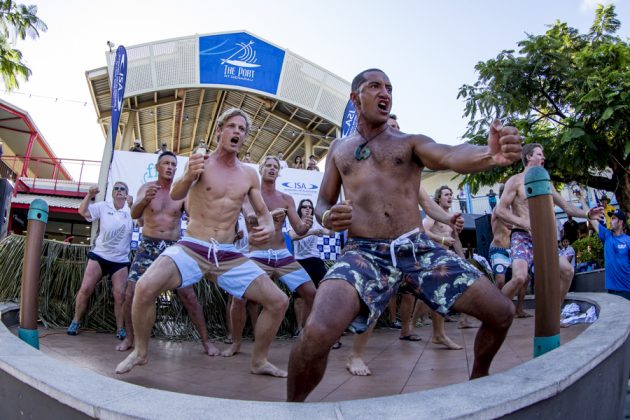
[
  {"x1": 87, "y1": 252, "x2": 130, "y2": 277},
  {"x1": 297, "y1": 257, "x2": 328, "y2": 287}
]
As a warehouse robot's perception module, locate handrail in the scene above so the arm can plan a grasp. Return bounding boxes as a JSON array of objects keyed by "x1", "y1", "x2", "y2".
[{"x1": 0, "y1": 155, "x2": 101, "y2": 197}]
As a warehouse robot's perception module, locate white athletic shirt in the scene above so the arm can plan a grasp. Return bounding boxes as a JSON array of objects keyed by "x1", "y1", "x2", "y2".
[
  {"x1": 289, "y1": 220, "x2": 323, "y2": 260},
  {"x1": 87, "y1": 201, "x2": 133, "y2": 263}
]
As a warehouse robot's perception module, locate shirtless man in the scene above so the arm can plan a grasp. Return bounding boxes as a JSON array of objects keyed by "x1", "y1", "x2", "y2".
[
  {"x1": 424, "y1": 185, "x2": 476, "y2": 329},
  {"x1": 116, "y1": 108, "x2": 289, "y2": 377},
  {"x1": 346, "y1": 117, "x2": 463, "y2": 377},
  {"x1": 116, "y1": 151, "x2": 218, "y2": 355},
  {"x1": 223, "y1": 155, "x2": 315, "y2": 357},
  {"x1": 489, "y1": 185, "x2": 511, "y2": 290},
  {"x1": 489, "y1": 183, "x2": 532, "y2": 318},
  {"x1": 495, "y1": 143, "x2": 604, "y2": 311},
  {"x1": 287, "y1": 68, "x2": 521, "y2": 401}
]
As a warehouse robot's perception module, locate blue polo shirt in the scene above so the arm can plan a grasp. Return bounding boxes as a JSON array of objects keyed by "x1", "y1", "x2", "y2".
[{"x1": 598, "y1": 222, "x2": 630, "y2": 292}]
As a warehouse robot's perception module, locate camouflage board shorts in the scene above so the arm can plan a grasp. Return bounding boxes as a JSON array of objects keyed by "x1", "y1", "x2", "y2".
[
  {"x1": 128, "y1": 236, "x2": 176, "y2": 281},
  {"x1": 322, "y1": 230, "x2": 483, "y2": 333}
]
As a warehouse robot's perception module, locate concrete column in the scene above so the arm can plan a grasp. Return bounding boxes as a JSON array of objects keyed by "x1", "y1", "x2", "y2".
[
  {"x1": 304, "y1": 134, "x2": 313, "y2": 159},
  {"x1": 120, "y1": 112, "x2": 136, "y2": 151}
]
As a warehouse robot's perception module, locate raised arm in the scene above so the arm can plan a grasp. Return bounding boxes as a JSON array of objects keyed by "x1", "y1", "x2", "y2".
[
  {"x1": 130, "y1": 183, "x2": 153, "y2": 220},
  {"x1": 315, "y1": 140, "x2": 342, "y2": 224},
  {"x1": 79, "y1": 186, "x2": 99, "y2": 219},
  {"x1": 171, "y1": 154, "x2": 206, "y2": 200},
  {"x1": 285, "y1": 194, "x2": 312, "y2": 236},
  {"x1": 245, "y1": 168, "x2": 274, "y2": 245},
  {"x1": 315, "y1": 139, "x2": 352, "y2": 231},
  {"x1": 552, "y1": 188, "x2": 604, "y2": 222},
  {"x1": 413, "y1": 120, "x2": 521, "y2": 173}
]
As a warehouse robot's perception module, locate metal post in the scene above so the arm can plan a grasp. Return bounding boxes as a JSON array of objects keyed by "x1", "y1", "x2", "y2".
[
  {"x1": 18, "y1": 198, "x2": 49, "y2": 349},
  {"x1": 525, "y1": 166, "x2": 561, "y2": 357}
]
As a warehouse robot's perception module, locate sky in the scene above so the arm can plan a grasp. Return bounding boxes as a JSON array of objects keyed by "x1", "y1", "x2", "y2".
[{"x1": 1, "y1": 0, "x2": 628, "y2": 180}]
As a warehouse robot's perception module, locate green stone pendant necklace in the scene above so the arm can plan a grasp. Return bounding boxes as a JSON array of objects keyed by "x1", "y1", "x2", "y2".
[{"x1": 354, "y1": 126, "x2": 388, "y2": 161}]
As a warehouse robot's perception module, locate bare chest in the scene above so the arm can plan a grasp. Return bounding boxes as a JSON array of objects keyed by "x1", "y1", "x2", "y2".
[
  {"x1": 335, "y1": 137, "x2": 419, "y2": 180},
  {"x1": 200, "y1": 166, "x2": 249, "y2": 200},
  {"x1": 148, "y1": 190, "x2": 183, "y2": 216}
]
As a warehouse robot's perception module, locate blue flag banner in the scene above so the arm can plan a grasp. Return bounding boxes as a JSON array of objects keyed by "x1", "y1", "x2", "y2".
[
  {"x1": 110, "y1": 46, "x2": 127, "y2": 150},
  {"x1": 199, "y1": 32, "x2": 285, "y2": 95},
  {"x1": 341, "y1": 99, "x2": 358, "y2": 138}
]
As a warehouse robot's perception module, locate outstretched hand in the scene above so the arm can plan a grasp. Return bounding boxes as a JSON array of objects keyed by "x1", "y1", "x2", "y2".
[
  {"x1": 587, "y1": 206, "x2": 605, "y2": 222},
  {"x1": 487, "y1": 119, "x2": 522, "y2": 166}
]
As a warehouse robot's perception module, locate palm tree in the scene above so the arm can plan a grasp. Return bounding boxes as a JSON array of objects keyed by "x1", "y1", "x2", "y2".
[{"x1": 0, "y1": 0, "x2": 46, "y2": 90}]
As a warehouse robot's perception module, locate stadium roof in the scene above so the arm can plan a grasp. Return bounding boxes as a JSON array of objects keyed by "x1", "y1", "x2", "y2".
[{"x1": 86, "y1": 31, "x2": 350, "y2": 164}]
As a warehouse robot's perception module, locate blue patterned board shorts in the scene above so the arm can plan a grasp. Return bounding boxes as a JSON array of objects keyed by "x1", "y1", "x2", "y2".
[
  {"x1": 322, "y1": 232, "x2": 483, "y2": 333},
  {"x1": 128, "y1": 236, "x2": 176, "y2": 282}
]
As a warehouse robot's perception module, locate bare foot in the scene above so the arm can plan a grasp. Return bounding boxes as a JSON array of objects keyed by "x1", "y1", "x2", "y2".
[
  {"x1": 251, "y1": 361, "x2": 287, "y2": 378},
  {"x1": 516, "y1": 311, "x2": 533, "y2": 318},
  {"x1": 457, "y1": 319, "x2": 479, "y2": 329},
  {"x1": 221, "y1": 342, "x2": 241, "y2": 357},
  {"x1": 203, "y1": 341, "x2": 221, "y2": 356},
  {"x1": 432, "y1": 335, "x2": 463, "y2": 350},
  {"x1": 346, "y1": 355, "x2": 371, "y2": 376},
  {"x1": 115, "y1": 351, "x2": 147, "y2": 374},
  {"x1": 115, "y1": 338, "x2": 133, "y2": 352}
]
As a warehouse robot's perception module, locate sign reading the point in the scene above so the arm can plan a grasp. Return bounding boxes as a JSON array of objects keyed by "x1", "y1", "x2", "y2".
[{"x1": 199, "y1": 32, "x2": 285, "y2": 95}]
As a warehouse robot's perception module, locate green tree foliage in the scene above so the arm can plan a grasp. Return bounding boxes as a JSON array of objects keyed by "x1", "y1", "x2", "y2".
[
  {"x1": 0, "y1": 0, "x2": 46, "y2": 90},
  {"x1": 458, "y1": 5, "x2": 630, "y2": 214}
]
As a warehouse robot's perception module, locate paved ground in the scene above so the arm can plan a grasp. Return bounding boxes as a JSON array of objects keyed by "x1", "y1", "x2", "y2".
[{"x1": 36, "y1": 316, "x2": 589, "y2": 403}]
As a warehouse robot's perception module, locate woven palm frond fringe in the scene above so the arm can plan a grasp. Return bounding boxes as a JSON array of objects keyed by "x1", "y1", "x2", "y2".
[{"x1": 0, "y1": 235, "x2": 299, "y2": 340}]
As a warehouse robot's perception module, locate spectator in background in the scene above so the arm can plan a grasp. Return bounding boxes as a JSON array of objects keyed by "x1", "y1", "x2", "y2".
[
  {"x1": 306, "y1": 155, "x2": 319, "y2": 171},
  {"x1": 67, "y1": 182, "x2": 133, "y2": 340},
  {"x1": 129, "y1": 139, "x2": 145, "y2": 152},
  {"x1": 487, "y1": 189, "x2": 497, "y2": 210},
  {"x1": 558, "y1": 236, "x2": 576, "y2": 270},
  {"x1": 288, "y1": 198, "x2": 330, "y2": 287},
  {"x1": 242, "y1": 152, "x2": 252, "y2": 163},
  {"x1": 457, "y1": 188, "x2": 467, "y2": 213},
  {"x1": 600, "y1": 195, "x2": 616, "y2": 229},
  {"x1": 277, "y1": 152, "x2": 289, "y2": 169},
  {"x1": 562, "y1": 216, "x2": 580, "y2": 244},
  {"x1": 589, "y1": 209, "x2": 630, "y2": 299},
  {"x1": 0, "y1": 140, "x2": 3, "y2": 159},
  {"x1": 288, "y1": 198, "x2": 333, "y2": 339},
  {"x1": 154, "y1": 142, "x2": 169, "y2": 154},
  {"x1": 293, "y1": 155, "x2": 305, "y2": 169}
]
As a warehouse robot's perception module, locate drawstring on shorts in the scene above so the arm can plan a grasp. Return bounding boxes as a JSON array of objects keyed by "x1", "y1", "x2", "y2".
[{"x1": 389, "y1": 228, "x2": 420, "y2": 268}]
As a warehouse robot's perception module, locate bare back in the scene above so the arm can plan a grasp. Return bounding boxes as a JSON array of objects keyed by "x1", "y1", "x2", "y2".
[
  {"x1": 139, "y1": 182, "x2": 185, "y2": 241},
  {"x1": 186, "y1": 156, "x2": 258, "y2": 243},
  {"x1": 331, "y1": 127, "x2": 424, "y2": 238}
]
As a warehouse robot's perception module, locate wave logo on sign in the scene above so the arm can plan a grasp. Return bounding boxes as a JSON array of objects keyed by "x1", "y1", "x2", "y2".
[
  {"x1": 142, "y1": 163, "x2": 158, "y2": 183},
  {"x1": 202, "y1": 39, "x2": 260, "y2": 83},
  {"x1": 281, "y1": 182, "x2": 318, "y2": 191}
]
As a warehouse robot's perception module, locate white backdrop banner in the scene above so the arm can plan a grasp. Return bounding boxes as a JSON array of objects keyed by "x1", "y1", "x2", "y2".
[
  {"x1": 108, "y1": 151, "x2": 340, "y2": 258},
  {"x1": 107, "y1": 151, "x2": 324, "y2": 204}
]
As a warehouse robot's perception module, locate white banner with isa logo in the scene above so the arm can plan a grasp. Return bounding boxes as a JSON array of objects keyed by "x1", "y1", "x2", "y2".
[{"x1": 107, "y1": 152, "x2": 342, "y2": 259}]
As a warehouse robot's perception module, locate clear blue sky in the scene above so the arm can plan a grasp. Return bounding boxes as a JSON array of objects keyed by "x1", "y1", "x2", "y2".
[{"x1": 1, "y1": 0, "x2": 628, "y2": 166}]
